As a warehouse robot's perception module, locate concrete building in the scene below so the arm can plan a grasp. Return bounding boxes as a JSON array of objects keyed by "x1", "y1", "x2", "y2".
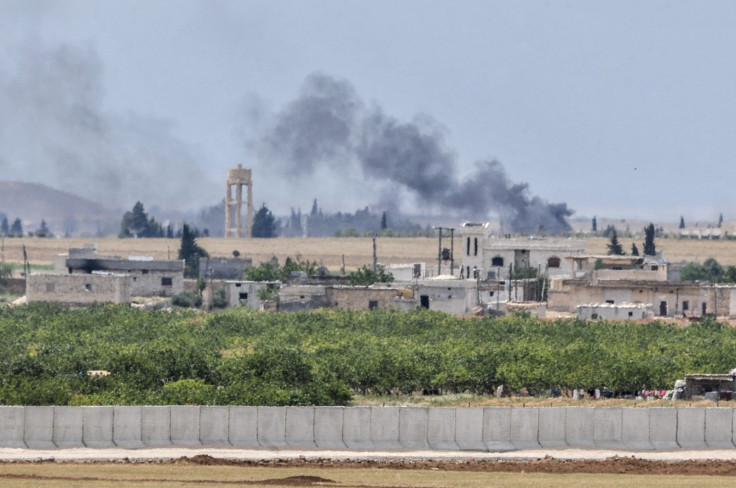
[
  {"x1": 55, "y1": 245, "x2": 184, "y2": 297},
  {"x1": 26, "y1": 273, "x2": 131, "y2": 305},
  {"x1": 278, "y1": 285, "x2": 402, "y2": 312},
  {"x1": 577, "y1": 302, "x2": 654, "y2": 321},
  {"x1": 211, "y1": 280, "x2": 275, "y2": 310},
  {"x1": 198, "y1": 257, "x2": 252, "y2": 280},
  {"x1": 385, "y1": 263, "x2": 426, "y2": 281},
  {"x1": 396, "y1": 278, "x2": 480, "y2": 315},
  {"x1": 460, "y1": 222, "x2": 585, "y2": 281}
]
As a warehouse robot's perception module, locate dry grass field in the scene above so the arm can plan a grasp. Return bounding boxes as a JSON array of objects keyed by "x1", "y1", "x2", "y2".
[
  {"x1": 0, "y1": 460, "x2": 734, "y2": 487},
  {"x1": 2, "y1": 236, "x2": 736, "y2": 271}
]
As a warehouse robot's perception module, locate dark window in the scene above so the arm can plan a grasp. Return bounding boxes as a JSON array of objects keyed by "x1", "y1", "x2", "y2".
[
  {"x1": 161, "y1": 277, "x2": 173, "y2": 286},
  {"x1": 492, "y1": 256, "x2": 504, "y2": 267},
  {"x1": 628, "y1": 311, "x2": 633, "y2": 317},
  {"x1": 489, "y1": 291, "x2": 494, "y2": 297},
  {"x1": 651, "y1": 265, "x2": 659, "y2": 271},
  {"x1": 606, "y1": 299, "x2": 614, "y2": 304},
  {"x1": 239, "y1": 293, "x2": 248, "y2": 300},
  {"x1": 474, "y1": 237, "x2": 478, "y2": 256},
  {"x1": 85, "y1": 283, "x2": 92, "y2": 292},
  {"x1": 591, "y1": 313, "x2": 598, "y2": 319},
  {"x1": 420, "y1": 295, "x2": 430, "y2": 309},
  {"x1": 547, "y1": 257, "x2": 561, "y2": 268},
  {"x1": 368, "y1": 300, "x2": 378, "y2": 310},
  {"x1": 683, "y1": 300, "x2": 689, "y2": 311},
  {"x1": 142, "y1": 269, "x2": 149, "y2": 274},
  {"x1": 466, "y1": 237, "x2": 471, "y2": 256},
  {"x1": 660, "y1": 301, "x2": 668, "y2": 316}
]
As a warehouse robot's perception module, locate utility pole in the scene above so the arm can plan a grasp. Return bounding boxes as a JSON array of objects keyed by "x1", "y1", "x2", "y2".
[
  {"x1": 372, "y1": 234, "x2": 377, "y2": 272},
  {"x1": 436, "y1": 227, "x2": 442, "y2": 276},
  {"x1": 449, "y1": 228, "x2": 455, "y2": 276}
]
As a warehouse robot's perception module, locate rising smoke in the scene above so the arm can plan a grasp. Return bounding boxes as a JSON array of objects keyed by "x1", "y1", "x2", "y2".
[
  {"x1": 0, "y1": 43, "x2": 213, "y2": 212},
  {"x1": 251, "y1": 73, "x2": 573, "y2": 234}
]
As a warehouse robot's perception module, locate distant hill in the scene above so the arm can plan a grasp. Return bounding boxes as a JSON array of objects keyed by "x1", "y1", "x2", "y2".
[{"x1": 0, "y1": 181, "x2": 120, "y2": 236}]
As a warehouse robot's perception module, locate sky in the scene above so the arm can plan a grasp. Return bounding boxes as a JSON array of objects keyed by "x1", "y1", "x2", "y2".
[{"x1": 1, "y1": 0, "x2": 735, "y2": 224}]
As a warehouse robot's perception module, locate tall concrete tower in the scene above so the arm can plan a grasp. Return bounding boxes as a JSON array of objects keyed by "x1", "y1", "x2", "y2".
[{"x1": 225, "y1": 164, "x2": 253, "y2": 238}]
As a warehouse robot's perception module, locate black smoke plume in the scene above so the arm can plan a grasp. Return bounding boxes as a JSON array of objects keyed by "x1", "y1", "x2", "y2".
[{"x1": 251, "y1": 73, "x2": 573, "y2": 234}]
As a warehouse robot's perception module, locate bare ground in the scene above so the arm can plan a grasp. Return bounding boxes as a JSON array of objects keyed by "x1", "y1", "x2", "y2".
[
  {"x1": 3, "y1": 448, "x2": 736, "y2": 476},
  {"x1": 5, "y1": 236, "x2": 736, "y2": 271}
]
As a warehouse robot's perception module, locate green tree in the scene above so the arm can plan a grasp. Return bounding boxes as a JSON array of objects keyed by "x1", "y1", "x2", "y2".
[
  {"x1": 381, "y1": 211, "x2": 388, "y2": 230},
  {"x1": 643, "y1": 223, "x2": 656, "y2": 256},
  {"x1": 9, "y1": 218, "x2": 22, "y2": 237},
  {"x1": 681, "y1": 262, "x2": 706, "y2": 281},
  {"x1": 347, "y1": 265, "x2": 394, "y2": 286},
  {"x1": 703, "y1": 258, "x2": 724, "y2": 282},
  {"x1": 591, "y1": 216, "x2": 597, "y2": 232},
  {"x1": 178, "y1": 223, "x2": 209, "y2": 278},
  {"x1": 252, "y1": 204, "x2": 277, "y2": 238},
  {"x1": 631, "y1": 243, "x2": 639, "y2": 256},
  {"x1": 606, "y1": 228, "x2": 624, "y2": 255},
  {"x1": 119, "y1": 201, "x2": 163, "y2": 238},
  {"x1": 36, "y1": 219, "x2": 52, "y2": 238},
  {"x1": 1, "y1": 216, "x2": 8, "y2": 236},
  {"x1": 679, "y1": 216, "x2": 685, "y2": 229}
]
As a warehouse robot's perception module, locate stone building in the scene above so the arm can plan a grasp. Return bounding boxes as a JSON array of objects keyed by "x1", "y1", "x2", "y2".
[
  {"x1": 27, "y1": 273, "x2": 131, "y2": 305},
  {"x1": 577, "y1": 302, "x2": 654, "y2": 321},
  {"x1": 204, "y1": 280, "x2": 275, "y2": 310},
  {"x1": 278, "y1": 285, "x2": 402, "y2": 312},
  {"x1": 198, "y1": 257, "x2": 252, "y2": 280},
  {"x1": 395, "y1": 278, "x2": 480, "y2": 315},
  {"x1": 460, "y1": 222, "x2": 585, "y2": 281},
  {"x1": 54, "y1": 245, "x2": 184, "y2": 297}
]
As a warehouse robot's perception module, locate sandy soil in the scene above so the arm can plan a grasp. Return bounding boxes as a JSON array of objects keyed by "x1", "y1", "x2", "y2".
[{"x1": 3, "y1": 447, "x2": 736, "y2": 475}]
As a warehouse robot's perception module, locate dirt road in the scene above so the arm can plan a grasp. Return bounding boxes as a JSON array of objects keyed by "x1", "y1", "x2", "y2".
[{"x1": 3, "y1": 447, "x2": 736, "y2": 475}]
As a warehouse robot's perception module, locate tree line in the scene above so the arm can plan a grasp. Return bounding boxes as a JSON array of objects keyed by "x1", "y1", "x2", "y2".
[{"x1": 0, "y1": 305, "x2": 733, "y2": 406}]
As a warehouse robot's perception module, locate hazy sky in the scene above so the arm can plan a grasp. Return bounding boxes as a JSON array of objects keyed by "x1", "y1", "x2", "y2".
[{"x1": 1, "y1": 0, "x2": 734, "y2": 223}]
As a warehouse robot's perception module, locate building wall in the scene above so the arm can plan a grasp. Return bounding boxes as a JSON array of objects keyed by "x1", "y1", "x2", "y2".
[
  {"x1": 460, "y1": 224, "x2": 584, "y2": 280},
  {"x1": 278, "y1": 286, "x2": 328, "y2": 312},
  {"x1": 414, "y1": 280, "x2": 477, "y2": 315},
  {"x1": 27, "y1": 274, "x2": 131, "y2": 305},
  {"x1": 223, "y1": 281, "x2": 273, "y2": 309},
  {"x1": 594, "y1": 269, "x2": 667, "y2": 282},
  {"x1": 326, "y1": 287, "x2": 400, "y2": 311},
  {"x1": 552, "y1": 282, "x2": 701, "y2": 317},
  {"x1": 577, "y1": 304, "x2": 652, "y2": 320},
  {"x1": 128, "y1": 271, "x2": 183, "y2": 297}
]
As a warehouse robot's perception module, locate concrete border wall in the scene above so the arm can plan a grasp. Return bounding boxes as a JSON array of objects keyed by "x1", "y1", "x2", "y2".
[{"x1": 0, "y1": 406, "x2": 730, "y2": 451}]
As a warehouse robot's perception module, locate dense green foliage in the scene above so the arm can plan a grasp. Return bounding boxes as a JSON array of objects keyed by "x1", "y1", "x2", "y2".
[
  {"x1": 643, "y1": 223, "x2": 656, "y2": 256},
  {"x1": 178, "y1": 224, "x2": 209, "y2": 278},
  {"x1": 244, "y1": 256, "x2": 319, "y2": 282},
  {"x1": 607, "y1": 228, "x2": 624, "y2": 255},
  {"x1": 0, "y1": 305, "x2": 734, "y2": 406},
  {"x1": 681, "y1": 257, "x2": 736, "y2": 283},
  {"x1": 119, "y1": 201, "x2": 164, "y2": 238},
  {"x1": 347, "y1": 265, "x2": 394, "y2": 285},
  {"x1": 251, "y1": 204, "x2": 277, "y2": 238}
]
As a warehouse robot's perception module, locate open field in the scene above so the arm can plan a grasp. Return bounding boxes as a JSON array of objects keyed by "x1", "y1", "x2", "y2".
[
  {"x1": 3, "y1": 236, "x2": 736, "y2": 270},
  {"x1": 0, "y1": 455, "x2": 736, "y2": 487}
]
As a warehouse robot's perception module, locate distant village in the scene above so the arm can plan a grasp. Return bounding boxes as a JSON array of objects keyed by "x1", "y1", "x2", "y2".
[
  {"x1": 14, "y1": 221, "x2": 734, "y2": 323},
  {"x1": 4, "y1": 165, "x2": 734, "y2": 321}
]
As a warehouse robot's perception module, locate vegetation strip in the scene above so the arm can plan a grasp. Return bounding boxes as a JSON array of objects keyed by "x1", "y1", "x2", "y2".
[{"x1": 1, "y1": 304, "x2": 735, "y2": 405}]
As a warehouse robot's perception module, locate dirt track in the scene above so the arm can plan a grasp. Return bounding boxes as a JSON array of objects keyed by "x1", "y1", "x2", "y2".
[{"x1": 4, "y1": 448, "x2": 736, "y2": 476}]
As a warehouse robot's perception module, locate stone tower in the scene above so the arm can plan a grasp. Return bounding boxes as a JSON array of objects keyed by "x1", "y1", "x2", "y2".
[{"x1": 225, "y1": 164, "x2": 253, "y2": 238}]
